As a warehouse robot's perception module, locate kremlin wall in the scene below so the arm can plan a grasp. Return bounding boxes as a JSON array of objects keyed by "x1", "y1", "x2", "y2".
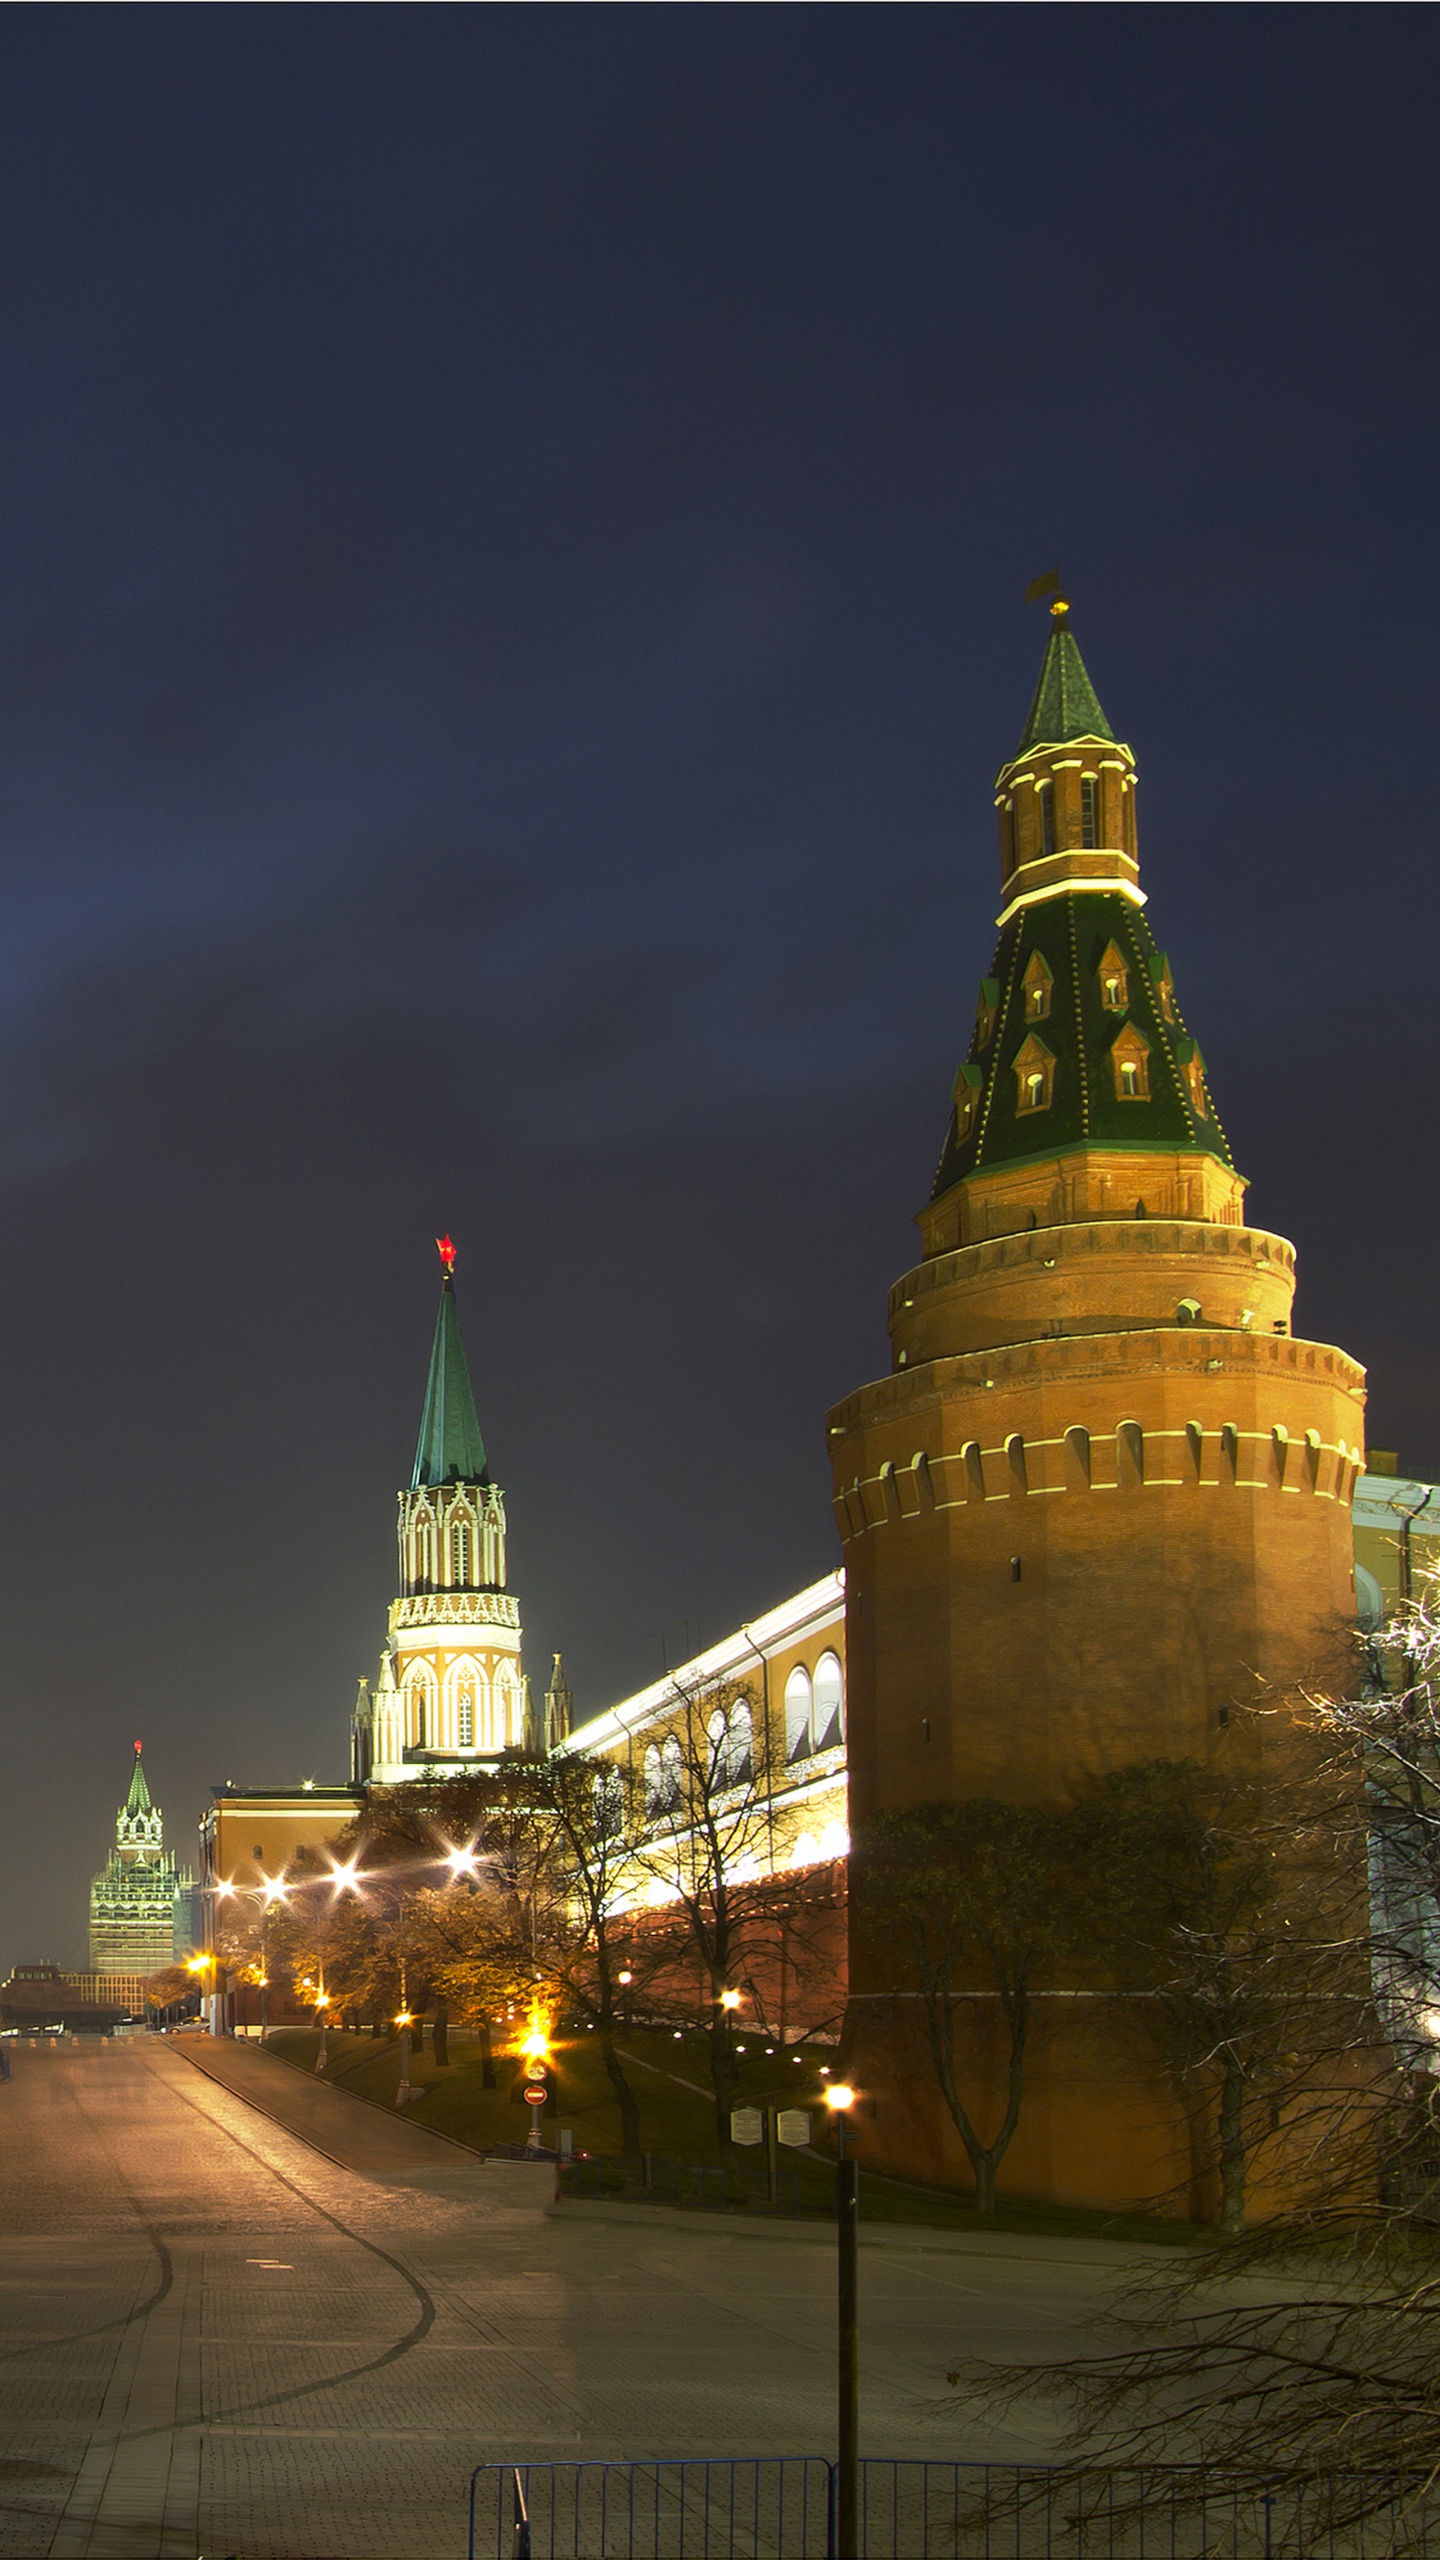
[{"x1": 188, "y1": 603, "x2": 1440, "y2": 2215}]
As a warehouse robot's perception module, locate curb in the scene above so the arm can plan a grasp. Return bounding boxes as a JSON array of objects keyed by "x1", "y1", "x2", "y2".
[{"x1": 544, "y1": 2195, "x2": 1165, "y2": 2265}]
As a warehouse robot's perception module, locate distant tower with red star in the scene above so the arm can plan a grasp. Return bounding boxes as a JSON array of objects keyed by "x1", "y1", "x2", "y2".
[
  {"x1": 351, "y1": 1241, "x2": 530, "y2": 1783},
  {"x1": 88, "y1": 1743, "x2": 196, "y2": 1973}
]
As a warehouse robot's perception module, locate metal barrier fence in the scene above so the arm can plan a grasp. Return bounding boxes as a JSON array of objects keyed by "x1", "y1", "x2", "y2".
[
  {"x1": 468, "y1": 2457, "x2": 1440, "y2": 2557},
  {"x1": 556, "y1": 2153, "x2": 804, "y2": 2215},
  {"x1": 469, "y1": 2458, "x2": 832, "y2": 2558}
]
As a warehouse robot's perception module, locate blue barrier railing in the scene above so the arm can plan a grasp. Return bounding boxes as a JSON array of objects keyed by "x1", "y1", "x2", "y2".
[
  {"x1": 555, "y1": 2152, "x2": 804, "y2": 2215},
  {"x1": 467, "y1": 2456, "x2": 1440, "y2": 2557}
]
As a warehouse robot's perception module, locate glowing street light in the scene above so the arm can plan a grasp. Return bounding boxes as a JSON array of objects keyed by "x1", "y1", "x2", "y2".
[
  {"x1": 718, "y1": 1988, "x2": 742, "y2": 2012},
  {"x1": 256, "y1": 1877, "x2": 289, "y2": 2043},
  {"x1": 824, "y1": 2082, "x2": 862, "y2": 2553}
]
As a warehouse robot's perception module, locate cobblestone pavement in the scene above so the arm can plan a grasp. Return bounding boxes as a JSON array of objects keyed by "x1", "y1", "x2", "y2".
[{"x1": 0, "y1": 2037, "x2": 1138, "y2": 2558}]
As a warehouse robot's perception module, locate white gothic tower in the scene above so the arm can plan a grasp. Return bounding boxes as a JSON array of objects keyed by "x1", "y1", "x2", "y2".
[{"x1": 352, "y1": 1240, "x2": 528, "y2": 1784}]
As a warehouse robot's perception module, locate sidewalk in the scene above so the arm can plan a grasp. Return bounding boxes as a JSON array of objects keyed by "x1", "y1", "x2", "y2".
[{"x1": 172, "y1": 2032, "x2": 552, "y2": 2196}]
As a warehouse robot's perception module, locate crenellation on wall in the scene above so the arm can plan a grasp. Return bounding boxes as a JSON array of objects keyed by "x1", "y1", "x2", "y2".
[{"x1": 834, "y1": 602, "x2": 1370, "y2": 2209}]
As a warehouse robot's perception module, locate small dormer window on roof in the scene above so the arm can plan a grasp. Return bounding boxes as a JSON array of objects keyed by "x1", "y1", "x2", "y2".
[
  {"x1": 1109, "y1": 1022, "x2": 1151, "y2": 1101},
  {"x1": 1013, "y1": 1031, "x2": 1055, "y2": 1115},
  {"x1": 1175, "y1": 1037, "x2": 1208, "y2": 1119},
  {"x1": 1096, "y1": 939, "x2": 1129, "y2": 1013},
  {"x1": 1022, "y1": 949, "x2": 1054, "y2": 1021},
  {"x1": 953, "y1": 1062, "x2": 983, "y2": 1142},
  {"x1": 1149, "y1": 951, "x2": 1177, "y2": 1024},
  {"x1": 975, "y1": 977, "x2": 1000, "y2": 1049}
]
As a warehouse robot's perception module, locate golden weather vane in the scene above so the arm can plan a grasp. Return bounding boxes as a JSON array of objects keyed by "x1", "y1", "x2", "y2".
[{"x1": 1024, "y1": 567, "x2": 1070, "y2": 618}]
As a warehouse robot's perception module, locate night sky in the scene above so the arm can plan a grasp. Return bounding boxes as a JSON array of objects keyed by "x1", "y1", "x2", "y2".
[{"x1": 2, "y1": 6, "x2": 1436, "y2": 1970}]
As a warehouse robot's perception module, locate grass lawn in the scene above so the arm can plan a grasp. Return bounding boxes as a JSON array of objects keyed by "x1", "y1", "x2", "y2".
[{"x1": 257, "y1": 2023, "x2": 1204, "y2": 2248}]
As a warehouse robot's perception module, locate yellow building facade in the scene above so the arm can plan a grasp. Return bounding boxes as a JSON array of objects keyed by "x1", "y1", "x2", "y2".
[{"x1": 567, "y1": 1572, "x2": 848, "y2": 1899}]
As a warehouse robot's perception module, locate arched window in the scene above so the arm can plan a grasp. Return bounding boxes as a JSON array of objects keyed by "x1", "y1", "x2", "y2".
[
  {"x1": 1117, "y1": 1421, "x2": 1145, "y2": 1490},
  {"x1": 728, "y1": 1701, "x2": 754, "y2": 1783},
  {"x1": 707, "y1": 1707, "x2": 729, "y2": 1784},
  {"x1": 1080, "y1": 776, "x2": 1100, "y2": 848},
  {"x1": 643, "y1": 1742, "x2": 663, "y2": 1817},
  {"x1": 412, "y1": 1515, "x2": 435, "y2": 1589},
  {"x1": 661, "y1": 1733, "x2": 683, "y2": 1807},
  {"x1": 1064, "y1": 1425, "x2": 1091, "y2": 1490},
  {"x1": 813, "y1": 1652, "x2": 844, "y2": 1749},
  {"x1": 451, "y1": 1520, "x2": 471, "y2": 1587},
  {"x1": 456, "y1": 1674, "x2": 476, "y2": 1747},
  {"x1": 1006, "y1": 1433, "x2": 1028, "y2": 1494},
  {"x1": 593, "y1": 1765, "x2": 624, "y2": 1840},
  {"x1": 406, "y1": 1673, "x2": 434, "y2": 1753},
  {"x1": 1038, "y1": 780, "x2": 1056, "y2": 858},
  {"x1": 785, "y1": 1665, "x2": 813, "y2": 1763}
]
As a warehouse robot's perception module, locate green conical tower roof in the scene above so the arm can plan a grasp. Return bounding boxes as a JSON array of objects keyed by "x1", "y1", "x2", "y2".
[
  {"x1": 1017, "y1": 613, "x2": 1114, "y2": 752},
  {"x1": 412, "y1": 1253, "x2": 490, "y2": 1489},
  {"x1": 125, "y1": 1744, "x2": 151, "y2": 1816},
  {"x1": 931, "y1": 613, "x2": 1233, "y2": 1203}
]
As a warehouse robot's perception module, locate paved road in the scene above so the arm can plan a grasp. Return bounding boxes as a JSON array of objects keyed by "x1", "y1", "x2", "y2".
[{"x1": 0, "y1": 2036, "x2": 1138, "y2": 2558}]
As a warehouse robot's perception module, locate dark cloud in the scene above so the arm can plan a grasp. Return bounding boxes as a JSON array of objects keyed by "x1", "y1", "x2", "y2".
[{"x1": 0, "y1": 5, "x2": 1433, "y2": 1964}]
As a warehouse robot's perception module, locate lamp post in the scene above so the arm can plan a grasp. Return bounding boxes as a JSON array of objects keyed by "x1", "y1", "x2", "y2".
[
  {"x1": 824, "y1": 2081, "x2": 861, "y2": 2557},
  {"x1": 257, "y1": 1878, "x2": 288, "y2": 2045},
  {"x1": 314, "y1": 1985, "x2": 330, "y2": 2071},
  {"x1": 395, "y1": 2006, "x2": 413, "y2": 2106}
]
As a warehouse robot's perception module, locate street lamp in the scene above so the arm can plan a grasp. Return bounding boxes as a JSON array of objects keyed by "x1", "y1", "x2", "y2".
[
  {"x1": 257, "y1": 1878, "x2": 288, "y2": 2044},
  {"x1": 184, "y1": 1952, "x2": 214, "y2": 2033},
  {"x1": 395, "y1": 2009, "x2": 414, "y2": 2107},
  {"x1": 314, "y1": 1985, "x2": 330, "y2": 2071},
  {"x1": 824, "y1": 2082, "x2": 861, "y2": 2557}
]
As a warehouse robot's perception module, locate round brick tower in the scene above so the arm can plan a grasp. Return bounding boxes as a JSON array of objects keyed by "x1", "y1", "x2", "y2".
[{"x1": 829, "y1": 601, "x2": 1367, "y2": 2208}]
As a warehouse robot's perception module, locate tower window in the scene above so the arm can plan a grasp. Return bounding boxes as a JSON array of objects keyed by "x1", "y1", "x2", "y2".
[
  {"x1": 1022, "y1": 950, "x2": 1053, "y2": 1021},
  {"x1": 451, "y1": 1522, "x2": 470, "y2": 1586},
  {"x1": 1080, "y1": 777, "x2": 1099, "y2": 848},
  {"x1": 1038, "y1": 781, "x2": 1056, "y2": 859},
  {"x1": 1109, "y1": 1024, "x2": 1152, "y2": 1101},
  {"x1": 1096, "y1": 940, "x2": 1130, "y2": 1012},
  {"x1": 457, "y1": 1678, "x2": 475, "y2": 1747},
  {"x1": 1013, "y1": 1032, "x2": 1055, "y2": 1114},
  {"x1": 953, "y1": 1062, "x2": 982, "y2": 1141}
]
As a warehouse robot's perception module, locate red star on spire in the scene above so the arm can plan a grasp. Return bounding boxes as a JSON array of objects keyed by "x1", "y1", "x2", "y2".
[{"x1": 436, "y1": 1235, "x2": 457, "y2": 1275}]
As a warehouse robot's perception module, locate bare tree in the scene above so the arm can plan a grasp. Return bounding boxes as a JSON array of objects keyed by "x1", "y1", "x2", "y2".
[
  {"x1": 853, "y1": 1798, "x2": 1088, "y2": 2215},
  {"x1": 1073, "y1": 1750, "x2": 1366, "y2": 2234},
  {"x1": 940, "y1": 1635, "x2": 1440, "y2": 2523},
  {"x1": 630, "y1": 1671, "x2": 780, "y2": 2144}
]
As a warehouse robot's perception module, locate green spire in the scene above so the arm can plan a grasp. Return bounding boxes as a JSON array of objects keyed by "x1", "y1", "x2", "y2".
[
  {"x1": 1017, "y1": 614, "x2": 1114, "y2": 752},
  {"x1": 412, "y1": 1266, "x2": 489, "y2": 1489},
  {"x1": 125, "y1": 1745, "x2": 151, "y2": 1817}
]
